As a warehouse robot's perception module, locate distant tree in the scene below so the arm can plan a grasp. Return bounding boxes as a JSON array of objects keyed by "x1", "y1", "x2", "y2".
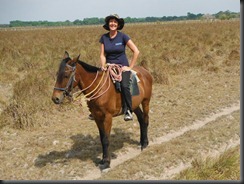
[
  {"x1": 186, "y1": 12, "x2": 203, "y2": 20},
  {"x1": 7, "y1": 10, "x2": 239, "y2": 27},
  {"x1": 73, "y1": 19, "x2": 82, "y2": 25},
  {"x1": 215, "y1": 10, "x2": 240, "y2": 20},
  {"x1": 83, "y1": 17, "x2": 101, "y2": 25}
]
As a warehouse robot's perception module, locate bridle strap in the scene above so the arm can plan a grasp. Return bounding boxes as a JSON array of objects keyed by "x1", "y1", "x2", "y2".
[{"x1": 54, "y1": 64, "x2": 76, "y2": 96}]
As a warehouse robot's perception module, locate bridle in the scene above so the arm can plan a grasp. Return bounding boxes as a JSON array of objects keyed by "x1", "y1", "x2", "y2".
[{"x1": 54, "y1": 64, "x2": 76, "y2": 97}]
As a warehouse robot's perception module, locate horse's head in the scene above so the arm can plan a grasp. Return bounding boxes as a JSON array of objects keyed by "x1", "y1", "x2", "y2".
[{"x1": 52, "y1": 51, "x2": 79, "y2": 104}]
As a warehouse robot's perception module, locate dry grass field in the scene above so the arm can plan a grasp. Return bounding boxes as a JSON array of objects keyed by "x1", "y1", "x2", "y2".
[{"x1": 0, "y1": 20, "x2": 240, "y2": 180}]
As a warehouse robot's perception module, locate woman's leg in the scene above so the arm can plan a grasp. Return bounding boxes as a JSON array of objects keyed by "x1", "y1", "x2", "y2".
[{"x1": 121, "y1": 71, "x2": 133, "y2": 120}]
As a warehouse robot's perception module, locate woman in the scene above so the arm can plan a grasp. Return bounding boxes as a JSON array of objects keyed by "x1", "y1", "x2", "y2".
[{"x1": 99, "y1": 14, "x2": 140, "y2": 121}]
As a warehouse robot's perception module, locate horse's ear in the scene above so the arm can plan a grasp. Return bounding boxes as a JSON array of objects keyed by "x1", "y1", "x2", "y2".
[
  {"x1": 73, "y1": 54, "x2": 80, "y2": 63},
  {"x1": 63, "y1": 51, "x2": 69, "y2": 59}
]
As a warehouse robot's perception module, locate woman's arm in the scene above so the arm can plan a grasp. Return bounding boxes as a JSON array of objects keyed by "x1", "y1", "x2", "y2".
[
  {"x1": 100, "y1": 43, "x2": 107, "y2": 70},
  {"x1": 124, "y1": 39, "x2": 140, "y2": 71}
]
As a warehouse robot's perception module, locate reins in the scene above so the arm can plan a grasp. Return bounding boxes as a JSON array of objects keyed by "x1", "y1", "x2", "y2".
[
  {"x1": 55, "y1": 63, "x2": 123, "y2": 104},
  {"x1": 72, "y1": 64, "x2": 121, "y2": 103},
  {"x1": 72, "y1": 70, "x2": 110, "y2": 102}
]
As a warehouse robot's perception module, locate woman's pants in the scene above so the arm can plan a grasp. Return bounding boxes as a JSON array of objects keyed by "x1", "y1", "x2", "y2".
[{"x1": 121, "y1": 71, "x2": 132, "y2": 114}]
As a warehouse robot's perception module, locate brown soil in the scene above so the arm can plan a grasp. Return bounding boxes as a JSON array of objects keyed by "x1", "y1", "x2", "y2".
[
  {"x1": 0, "y1": 69, "x2": 240, "y2": 180},
  {"x1": 0, "y1": 20, "x2": 240, "y2": 180}
]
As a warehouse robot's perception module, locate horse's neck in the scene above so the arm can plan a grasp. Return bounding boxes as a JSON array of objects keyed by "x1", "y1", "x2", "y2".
[{"x1": 76, "y1": 64, "x2": 100, "y2": 94}]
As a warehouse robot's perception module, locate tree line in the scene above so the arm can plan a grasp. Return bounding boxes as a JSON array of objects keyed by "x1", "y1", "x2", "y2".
[{"x1": 5, "y1": 11, "x2": 240, "y2": 27}]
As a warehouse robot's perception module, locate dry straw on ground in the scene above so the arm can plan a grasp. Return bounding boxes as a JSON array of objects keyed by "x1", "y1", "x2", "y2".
[{"x1": 0, "y1": 19, "x2": 240, "y2": 180}]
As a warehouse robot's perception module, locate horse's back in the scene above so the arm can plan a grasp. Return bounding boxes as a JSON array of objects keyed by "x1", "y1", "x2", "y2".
[{"x1": 133, "y1": 66, "x2": 153, "y2": 98}]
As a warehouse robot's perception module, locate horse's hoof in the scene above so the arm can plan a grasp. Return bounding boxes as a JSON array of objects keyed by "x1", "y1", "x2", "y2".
[
  {"x1": 98, "y1": 160, "x2": 110, "y2": 170},
  {"x1": 141, "y1": 143, "x2": 149, "y2": 151},
  {"x1": 100, "y1": 165, "x2": 111, "y2": 173},
  {"x1": 99, "y1": 162, "x2": 110, "y2": 170}
]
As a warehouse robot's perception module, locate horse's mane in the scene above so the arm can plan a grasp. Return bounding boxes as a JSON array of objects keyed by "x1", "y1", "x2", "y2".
[
  {"x1": 78, "y1": 60, "x2": 100, "y2": 73},
  {"x1": 57, "y1": 57, "x2": 70, "y2": 83},
  {"x1": 57, "y1": 58, "x2": 99, "y2": 83}
]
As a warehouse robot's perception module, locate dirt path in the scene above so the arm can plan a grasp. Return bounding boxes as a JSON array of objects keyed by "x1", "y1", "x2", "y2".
[
  {"x1": 79, "y1": 101, "x2": 240, "y2": 180},
  {"x1": 0, "y1": 100, "x2": 239, "y2": 180},
  {"x1": 159, "y1": 137, "x2": 240, "y2": 180}
]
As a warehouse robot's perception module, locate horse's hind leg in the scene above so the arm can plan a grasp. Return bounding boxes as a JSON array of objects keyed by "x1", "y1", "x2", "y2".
[{"x1": 134, "y1": 105, "x2": 149, "y2": 150}]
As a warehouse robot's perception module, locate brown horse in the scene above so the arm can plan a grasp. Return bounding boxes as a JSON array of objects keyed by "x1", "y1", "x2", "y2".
[{"x1": 52, "y1": 51, "x2": 153, "y2": 169}]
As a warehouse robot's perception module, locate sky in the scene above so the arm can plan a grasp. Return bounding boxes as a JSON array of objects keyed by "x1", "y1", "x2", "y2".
[{"x1": 0, "y1": 0, "x2": 240, "y2": 24}]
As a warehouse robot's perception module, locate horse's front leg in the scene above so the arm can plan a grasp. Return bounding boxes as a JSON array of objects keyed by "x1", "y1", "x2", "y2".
[{"x1": 95, "y1": 113, "x2": 112, "y2": 170}]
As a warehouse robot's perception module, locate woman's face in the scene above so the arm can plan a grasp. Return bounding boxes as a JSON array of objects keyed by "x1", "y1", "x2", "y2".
[{"x1": 109, "y1": 18, "x2": 118, "y2": 31}]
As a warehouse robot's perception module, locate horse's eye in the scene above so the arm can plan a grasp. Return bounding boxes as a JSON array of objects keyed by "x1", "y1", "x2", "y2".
[{"x1": 64, "y1": 75, "x2": 69, "y2": 78}]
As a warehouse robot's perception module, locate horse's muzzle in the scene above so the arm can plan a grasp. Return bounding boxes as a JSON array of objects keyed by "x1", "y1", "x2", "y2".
[
  {"x1": 52, "y1": 93, "x2": 64, "y2": 104},
  {"x1": 52, "y1": 97, "x2": 61, "y2": 104}
]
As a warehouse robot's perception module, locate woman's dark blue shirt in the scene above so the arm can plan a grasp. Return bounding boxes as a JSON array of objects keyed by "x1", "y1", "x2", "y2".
[{"x1": 99, "y1": 31, "x2": 130, "y2": 66}]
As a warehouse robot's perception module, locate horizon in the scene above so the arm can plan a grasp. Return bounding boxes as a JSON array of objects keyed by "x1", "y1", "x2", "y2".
[
  {"x1": 0, "y1": 0, "x2": 240, "y2": 24},
  {"x1": 0, "y1": 10, "x2": 240, "y2": 25}
]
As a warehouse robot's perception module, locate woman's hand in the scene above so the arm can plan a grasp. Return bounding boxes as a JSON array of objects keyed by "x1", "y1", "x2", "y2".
[
  {"x1": 100, "y1": 66, "x2": 107, "y2": 71},
  {"x1": 122, "y1": 66, "x2": 131, "y2": 71}
]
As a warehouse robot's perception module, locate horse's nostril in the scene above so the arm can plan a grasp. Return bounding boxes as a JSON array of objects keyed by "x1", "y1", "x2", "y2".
[
  {"x1": 52, "y1": 97, "x2": 60, "y2": 104},
  {"x1": 55, "y1": 98, "x2": 60, "y2": 104}
]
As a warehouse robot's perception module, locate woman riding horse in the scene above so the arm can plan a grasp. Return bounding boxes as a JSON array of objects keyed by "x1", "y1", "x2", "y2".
[
  {"x1": 99, "y1": 14, "x2": 140, "y2": 121},
  {"x1": 52, "y1": 15, "x2": 152, "y2": 170}
]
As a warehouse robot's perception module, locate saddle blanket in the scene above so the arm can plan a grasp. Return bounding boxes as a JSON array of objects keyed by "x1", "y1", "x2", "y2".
[{"x1": 130, "y1": 70, "x2": 140, "y2": 96}]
